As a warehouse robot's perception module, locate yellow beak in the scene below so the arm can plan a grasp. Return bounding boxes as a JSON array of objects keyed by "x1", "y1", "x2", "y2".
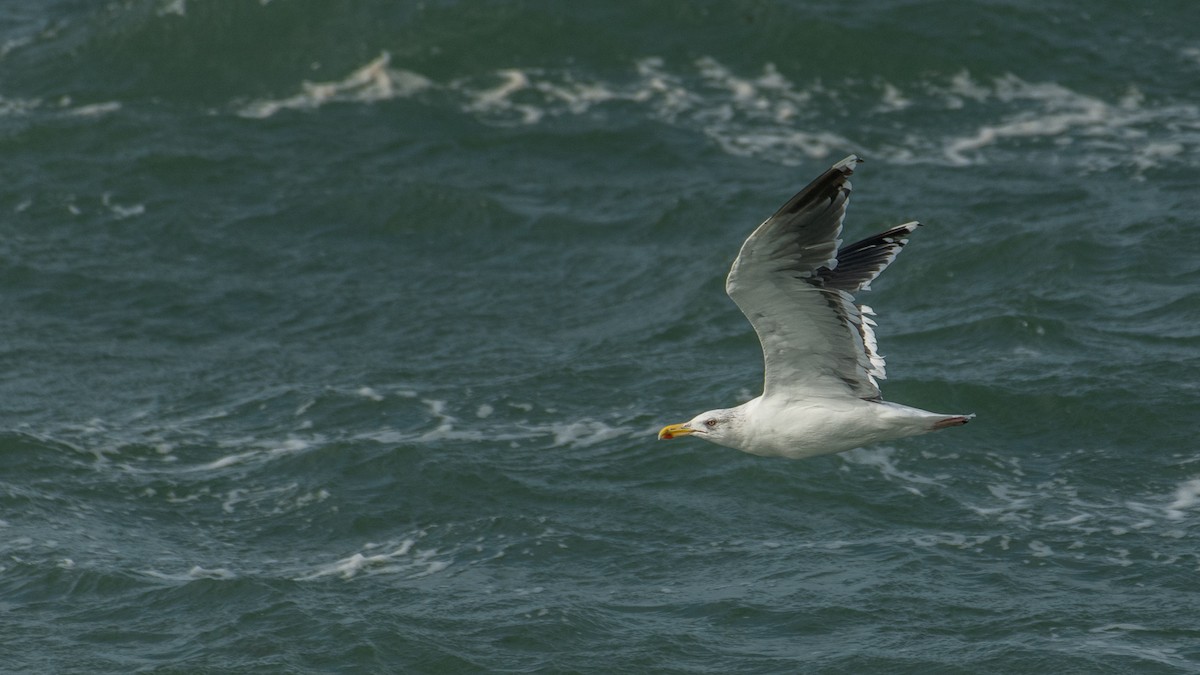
[{"x1": 658, "y1": 423, "x2": 694, "y2": 440}]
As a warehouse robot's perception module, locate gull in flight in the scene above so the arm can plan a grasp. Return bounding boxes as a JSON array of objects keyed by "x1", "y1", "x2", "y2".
[{"x1": 658, "y1": 155, "x2": 972, "y2": 459}]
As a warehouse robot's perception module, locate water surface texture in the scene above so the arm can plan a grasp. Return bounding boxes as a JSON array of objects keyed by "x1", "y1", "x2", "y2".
[{"x1": 2, "y1": 1, "x2": 1199, "y2": 672}]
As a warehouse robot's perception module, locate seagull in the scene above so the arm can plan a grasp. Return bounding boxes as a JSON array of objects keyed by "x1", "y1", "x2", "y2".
[{"x1": 657, "y1": 155, "x2": 973, "y2": 459}]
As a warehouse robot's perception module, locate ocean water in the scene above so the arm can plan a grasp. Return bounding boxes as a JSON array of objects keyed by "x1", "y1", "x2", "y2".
[{"x1": 2, "y1": 0, "x2": 1199, "y2": 672}]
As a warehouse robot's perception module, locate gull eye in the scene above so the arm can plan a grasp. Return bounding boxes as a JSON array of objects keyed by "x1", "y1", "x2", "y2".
[{"x1": 704, "y1": 419, "x2": 718, "y2": 428}]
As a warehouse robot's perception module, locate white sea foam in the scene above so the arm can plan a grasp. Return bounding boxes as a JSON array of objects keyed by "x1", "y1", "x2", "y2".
[
  {"x1": 349, "y1": 400, "x2": 640, "y2": 449},
  {"x1": 185, "y1": 434, "x2": 317, "y2": 473},
  {"x1": 197, "y1": 449, "x2": 257, "y2": 471},
  {"x1": 298, "y1": 538, "x2": 450, "y2": 581},
  {"x1": 356, "y1": 386, "x2": 384, "y2": 402},
  {"x1": 911, "y1": 532, "x2": 994, "y2": 551},
  {"x1": 418, "y1": 398, "x2": 462, "y2": 441},
  {"x1": 450, "y1": 57, "x2": 1188, "y2": 172},
  {"x1": 463, "y1": 69, "x2": 544, "y2": 124},
  {"x1": 876, "y1": 83, "x2": 912, "y2": 112},
  {"x1": 1027, "y1": 540, "x2": 1053, "y2": 557},
  {"x1": 238, "y1": 52, "x2": 430, "y2": 119},
  {"x1": 244, "y1": 54, "x2": 1197, "y2": 174},
  {"x1": 549, "y1": 419, "x2": 634, "y2": 449},
  {"x1": 69, "y1": 102, "x2": 122, "y2": 117},
  {"x1": 1090, "y1": 623, "x2": 1151, "y2": 633},
  {"x1": 928, "y1": 74, "x2": 1198, "y2": 175},
  {"x1": 943, "y1": 464, "x2": 1200, "y2": 570},
  {"x1": 1, "y1": 95, "x2": 121, "y2": 120},
  {"x1": 940, "y1": 77, "x2": 1126, "y2": 166},
  {"x1": 294, "y1": 398, "x2": 315, "y2": 416},
  {"x1": 158, "y1": 0, "x2": 186, "y2": 16},
  {"x1": 0, "y1": 95, "x2": 42, "y2": 116},
  {"x1": 1081, "y1": 632, "x2": 1188, "y2": 669},
  {"x1": 144, "y1": 565, "x2": 237, "y2": 581},
  {"x1": 1164, "y1": 478, "x2": 1200, "y2": 520},
  {"x1": 10, "y1": 47, "x2": 1194, "y2": 177},
  {"x1": 101, "y1": 192, "x2": 144, "y2": 219},
  {"x1": 0, "y1": 33, "x2": 33, "y2": 58},
  {"x1": 841, "y1": 446, "x2": 943, "y2": 487}
]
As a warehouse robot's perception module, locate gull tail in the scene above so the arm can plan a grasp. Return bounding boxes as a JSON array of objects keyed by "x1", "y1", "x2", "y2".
[{"x1": 930, "y1": 414, "x2": 975, "y2": 430}]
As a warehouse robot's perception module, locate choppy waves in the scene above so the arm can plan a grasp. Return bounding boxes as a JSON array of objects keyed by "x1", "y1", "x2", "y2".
[
  {"x1": 4, "y1": 380, "x2": 1198, "y2": 589},
  {"x1": 5, "y1": 381, "x2": 1199, "y2": 670},
  {"x1": 5, "y1": 1, "x2": 1200, "y2": 670}
]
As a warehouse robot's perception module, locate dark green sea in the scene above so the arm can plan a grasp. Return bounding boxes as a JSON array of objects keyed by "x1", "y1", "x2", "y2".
[{"x1": 3, "y1": 1, "x2": 1199, "y2": 672}]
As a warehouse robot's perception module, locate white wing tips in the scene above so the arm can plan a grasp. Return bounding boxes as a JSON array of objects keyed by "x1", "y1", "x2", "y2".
[
  {"x1": 828, "y1": 154, "x2": 863, "y2": 192},
  {"x1": 820, "y1": 290, "x2": 886, "y2": 400},
  {"x1": 831, "y1": 155, "x2": 864, "y2": 174},
  {"x1": 857, "y1": 303, "x2": 888, "y2": 384},
  {"x1": 767, "y1": 154, "x2": 861, "y2": 222}
]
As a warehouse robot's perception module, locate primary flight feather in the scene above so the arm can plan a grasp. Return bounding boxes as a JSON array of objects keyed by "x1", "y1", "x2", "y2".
[{"x1": 658, "y1": 155, "x2": 972, "y2": 459}]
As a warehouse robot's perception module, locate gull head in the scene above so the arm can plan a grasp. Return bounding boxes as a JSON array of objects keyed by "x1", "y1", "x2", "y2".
[{"x1": 658, "y1": 408, "x2": 744, "y2": 447}]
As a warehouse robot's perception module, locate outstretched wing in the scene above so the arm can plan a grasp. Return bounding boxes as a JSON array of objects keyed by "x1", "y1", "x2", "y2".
[{"x1": 725, "y1": 155, "x2": 916, "y2": 401}]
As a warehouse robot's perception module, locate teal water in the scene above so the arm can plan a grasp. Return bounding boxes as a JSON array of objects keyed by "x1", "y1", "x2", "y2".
[{"x1": 3, "y1": 1, "x2": 1200, "y2": 672}]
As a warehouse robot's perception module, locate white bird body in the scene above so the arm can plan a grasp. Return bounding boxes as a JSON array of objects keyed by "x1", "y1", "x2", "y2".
[
  {"x1": 658, "y1": 155, "x2": 972, "y2": 458},
  {"x1": 698, "y1": 396, "x2": 965, "y2": 460}
]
